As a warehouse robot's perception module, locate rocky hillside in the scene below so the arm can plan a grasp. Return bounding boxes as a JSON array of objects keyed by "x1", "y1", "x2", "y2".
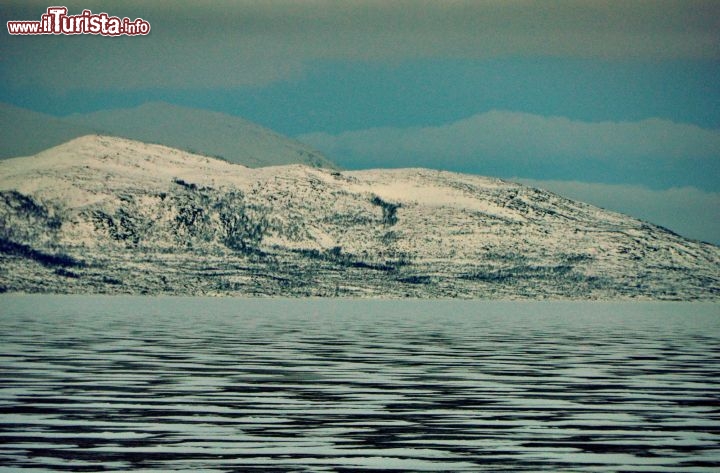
[{"x1": 1, "y1": 135, "x2": 718, "y2": 299}]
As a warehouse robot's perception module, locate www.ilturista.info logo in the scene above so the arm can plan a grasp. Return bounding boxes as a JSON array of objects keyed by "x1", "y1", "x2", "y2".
[{"x1": 7, "y1": 6, "x2": 150, "y2": 36}]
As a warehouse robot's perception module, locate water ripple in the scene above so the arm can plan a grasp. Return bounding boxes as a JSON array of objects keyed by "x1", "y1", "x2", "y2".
[{"x1": 1, "y1": 297, "x2": 719, "y2": 472}]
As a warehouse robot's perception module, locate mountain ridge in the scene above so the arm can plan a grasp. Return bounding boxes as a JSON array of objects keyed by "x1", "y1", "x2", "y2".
[
  {"x1": 0, "y1": 103, "x2": 96, "y2": 160},
  {"x1": 1, "y1": 135, "x2": 717, "y2": 299},
  {"x1": 63, "y1": 102, "x2": 336, "y2": 168},
  {"x1": 0, "y1": 102, "x2": 336, "y2": 169}
]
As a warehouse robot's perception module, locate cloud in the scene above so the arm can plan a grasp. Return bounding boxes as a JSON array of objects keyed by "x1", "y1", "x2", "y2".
[
  {"x1": 2, "y1": 0, "x2": 719, "y2": 90},
  {"x1": 297, "y1": 111, "x2": 720, "y2": 190},
  {"x1": 515, "y1": 180, "x2": 720, "y2": 245}
]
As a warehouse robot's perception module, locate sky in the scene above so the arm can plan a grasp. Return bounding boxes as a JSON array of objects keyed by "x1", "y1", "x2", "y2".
[{"x1": 1, "y1": 0, "x2": 719, "y2": 243}]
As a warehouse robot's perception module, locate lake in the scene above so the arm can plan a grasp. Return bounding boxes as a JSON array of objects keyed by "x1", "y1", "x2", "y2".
[{"x1": 0, "y1": 296, "x2": 718, "y2": 472}]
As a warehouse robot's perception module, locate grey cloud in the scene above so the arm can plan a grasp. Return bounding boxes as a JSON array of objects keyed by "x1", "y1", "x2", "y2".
[
  {"x1": 133, "y1": 0, "x2": 720, "y2": 60},
  {"x1": 297, "y1": 111, "x2": 720, "y2": 189},
  {"x1": 385, "y1": 112, "x2": 716, "y2": 161},
  {"x1": 2, "y1": 0, "x2": 719, "y2": 90}
]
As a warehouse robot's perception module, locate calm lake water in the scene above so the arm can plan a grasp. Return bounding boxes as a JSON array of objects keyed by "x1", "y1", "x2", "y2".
[{"x1": 0, "y1": 296, "x2": 718, "y2": 472}]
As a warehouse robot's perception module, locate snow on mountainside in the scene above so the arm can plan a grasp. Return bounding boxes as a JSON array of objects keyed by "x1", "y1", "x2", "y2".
[
  {"x1": 64, "y1": 102, "x2": 335, "y2": 168},
  {"x1": 1, "y1": 135, "x2": 718, "y2": 299}
]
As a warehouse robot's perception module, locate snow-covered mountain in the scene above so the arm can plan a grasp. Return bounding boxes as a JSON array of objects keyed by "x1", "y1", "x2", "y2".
[
  {"x1": 1, "y1": 135, "x2": 718, "y2": 299},
  {"x1": 64, "y1": 102, "x2": 335, "y2": 168}
]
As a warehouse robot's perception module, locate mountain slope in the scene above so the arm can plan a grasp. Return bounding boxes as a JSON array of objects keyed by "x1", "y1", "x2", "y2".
[
  {"x1": 0, "y1": 103, "x2": 96, "y2": 160},
  {"x1": 64, "y1": 102, "x2": 335, "y2": 168},
  {"x1": 1, "y1": 135, "x2": 718, "y2": 299}
]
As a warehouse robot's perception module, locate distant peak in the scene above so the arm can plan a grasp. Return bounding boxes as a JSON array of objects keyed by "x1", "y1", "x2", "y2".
[
  {"x1": 133, "y1": 101, "x2": 242, "y2": 117},
  {"x1": 134, "y1": 101, "x2": 185, "y2": 111}
]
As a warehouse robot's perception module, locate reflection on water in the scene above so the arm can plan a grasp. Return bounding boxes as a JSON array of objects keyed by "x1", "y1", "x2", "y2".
[{"x1": 0, "y1": 296, "x2": 719, "y2": 472}]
